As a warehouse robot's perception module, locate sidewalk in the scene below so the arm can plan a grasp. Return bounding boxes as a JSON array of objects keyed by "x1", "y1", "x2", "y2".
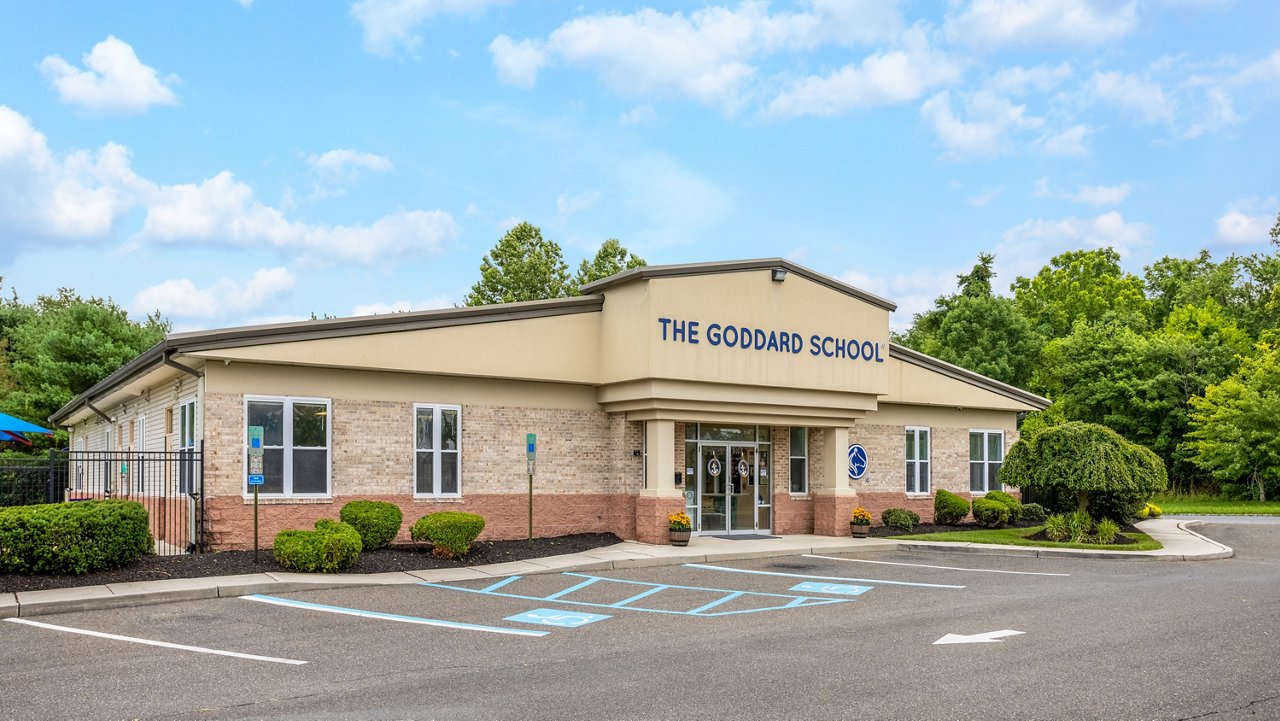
[{"x1": 0, "y1": 518, "x2": 1230, "y2": 620}]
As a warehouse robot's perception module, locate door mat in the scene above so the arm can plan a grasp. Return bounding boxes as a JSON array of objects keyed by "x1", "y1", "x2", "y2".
[{"x1": 703, "y1": 534, "x2": 781, "y2": 540}]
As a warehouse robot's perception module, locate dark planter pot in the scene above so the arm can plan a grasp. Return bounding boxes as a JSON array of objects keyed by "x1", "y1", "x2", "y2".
[
  {"x1": 669, "y1": 529, "x2": 692, "y2": 546},
  {"x1": 850, "y1": 523, "x2": 870, "y2": 538}
]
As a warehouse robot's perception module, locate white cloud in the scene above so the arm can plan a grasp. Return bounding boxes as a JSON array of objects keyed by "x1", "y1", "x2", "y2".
[
  {"x1": 1033, "y1": 178, "x2": 1132, "y2": 205},
  {"x1": 350, "y1": 296, "x2": 453, "y2": 316},
  {"x1": 985, "y1": 63, "x2": 1073, "y2": 94},
  {"x1": 1089, "y1": 71, "x2": 1174, "y2": 125},
  {"x1": 919, "y1": 90, "x2": 1042, "y2": 159},
  {"x1": 967, "y1": 188, "x2": 1002, "y2": 207},
  {"x1": 945, "y1": 0, "x2": 1138, "y2": 49},
  {"x1": 1232, "y1": 49, "x2": 1280, "y2": 85},
  {"x1": 307, "y1": 149, "x2": 393, "y2": 177},
  {"x1": 619, "y1": 104, "x2": 657, "y2": 126},
  {"x1": 841, "y1": 266, "x2": 963, "y2": 331},
  {"x1": 1034, "y1": 124, "x2": 1092, "y2": 157},
  {"x1": 619, "y1": 152, "x2": 731, "y2": 248},
  {"x1": 131, "y1": 267, "x2": 295, "y2": 320},
  {"x1": 556, "y1": 190, "x2": 601, "y2": 219},
  {"x1": 494, "y1": 2, "x2": 904, "y2": 110},
  {"x1": 489, "y1": 34, "x2": 547, "y2": 89},
  {"x1": 1215, "y1": 198, "x2": 1278, "y2": 244},
  {"x1": 40, "y1": 36, "x2": 179, "y2": 114},
  {"x1": 351, "y1": 0, "x2": 504, "y2": 56},
  {"x1": 996, "y1": 211, "x2": 1152, "y2": 279},
  {"x1": 768, "y1": 27, "x2": 961, "y2": 118}
]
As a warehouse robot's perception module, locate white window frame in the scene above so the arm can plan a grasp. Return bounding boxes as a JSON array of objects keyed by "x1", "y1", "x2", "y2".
[
  {"x1": 788, "y1": 427, "x2": 808, "y2": 495},
  {"x1": 969, "y1": 429, "x2": 1004, "y2": 494},
  {"x1": 178, "y1": 399, "x2": 197, "y2": 450},
  {"x1": 413, "y1": 403, "x2": 462, "y2": 498},
  {"x1": 243, "y1": 395, "x2": 332, "y2": 498},
  {"x1": 905, "y1": 426, "x2": 930, "y2": 495}
]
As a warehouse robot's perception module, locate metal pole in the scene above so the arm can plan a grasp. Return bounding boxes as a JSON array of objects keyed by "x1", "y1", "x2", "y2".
[
  {"x1": 253, "y1": 485, "x2": 260, "y2": 563},
  {"x1": 46, "y1": 448, "x2": 57, "y2": 504},
  {"x1": 527, "y1": 471, "x2": 533, "y2": 541}
]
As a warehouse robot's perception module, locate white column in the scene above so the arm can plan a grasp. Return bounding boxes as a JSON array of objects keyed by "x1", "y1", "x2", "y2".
[
  {"x1": 641, "y1": 419, "x2": 680, "y2": 497},
  {"x1": 816, "y1": 426, "x2": 855, "y2": 495}
]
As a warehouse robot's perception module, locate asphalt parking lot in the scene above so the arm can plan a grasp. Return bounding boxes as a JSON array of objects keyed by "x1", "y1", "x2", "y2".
[{"x1": 3, "y1": 522, "x2": 1279, "y2": 721}]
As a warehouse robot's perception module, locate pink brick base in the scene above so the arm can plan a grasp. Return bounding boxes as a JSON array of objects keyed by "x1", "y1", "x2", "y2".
[
  {"x1": 772, "y1": 492, "x2": 815, "y2": 535},
  {"x1": 634, "y1": 496, "x2": 686, "y2": 545},
  {"x1": 204, "y1": 493, "x2": 638, "y2": 550},
  {"x1": 813, "y1": 494, "x2": 858, "y2": 537}
]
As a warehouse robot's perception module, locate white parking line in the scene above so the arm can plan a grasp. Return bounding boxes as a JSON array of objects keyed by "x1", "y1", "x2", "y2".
[
  {"x1": 4, "y1": 617, "x2": 306, "y2": 665},
  {"x1": 803, "y1": 554, "x2": 1070, "y2": 577},
  {"x1": 683, "y1": 563, "x2": 965, "y2": 589},
  {"x1": 243, "y1": 594, "x2": 549, "y2": 637}
]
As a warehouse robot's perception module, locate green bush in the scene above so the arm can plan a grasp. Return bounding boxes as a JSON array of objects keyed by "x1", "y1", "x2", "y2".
[
  {"x1": 1043, "y1": 514, "x2": 1068, "y2": 541},
  {"x1": 273, "y1": 519, "x2": 363, "y2": 573},
  {"x1": 971, "y1": 498, "x2": 1011, "y2": 528},
  {"x1": 1095, "y1": 518, "x2": 1120, "y2": 544},
  {"x1": 934, "y1": 489, "x2": 970, "y2": 525},
  {"x1": 983, "y1": 490, "x2": 1023, "y2": 523},
  {"x1": 1146, "y1": 502, "x2": 1163, "y2": 518},
  {"x1": 881, "y1": 508, "x2": 920, "y2": 532},
  {"x1": 1019, "y1": 502, "x2": 1048, "y2": 526},
  {"x1": 339, "y1": 500, "x2": 403, "y2": 551},
  {"x1": 1068, "y1": 511, "x2": 1093, "y2": 544},
  {"x1": 0, "y1": 500, "x2": 152, "y2": 575},
  {"x1": 411, "y1": 511, "x2": 485, "y2": 558}
]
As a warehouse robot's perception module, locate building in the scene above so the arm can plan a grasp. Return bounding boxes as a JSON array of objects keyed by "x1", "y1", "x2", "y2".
[{"x1": 50, "y1": 259, "x2": 1050, "y2": 549}]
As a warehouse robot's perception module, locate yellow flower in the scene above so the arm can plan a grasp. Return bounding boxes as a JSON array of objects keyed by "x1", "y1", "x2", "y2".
[
  {"x1": 851, "y1": 507, "x2": 873, "y2": 525},
  {"x1": 668, "y1": 511, "x2": 692, "y2": 530}
]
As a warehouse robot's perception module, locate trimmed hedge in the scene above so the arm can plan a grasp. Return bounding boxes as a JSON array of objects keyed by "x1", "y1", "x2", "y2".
[
  {"x1": 339, "y1": 500, "x2": 403, "y2": 551},
  {"x1": 0, "y1": 500, "x2": 152, "y2": 575},
  {"x1": 1019, "y1": 502, "x2": 1048, "y2": 526},
  {"x1": 983, "y1": 490, "x2": 1022, "y2": 522},
  {"x1": 934, "y1": 489, "x2": 969, "y2": 525},
  {"x1": 411, "y1": 511, "x2": 485, "y2": 558},
  {"x1": 881, "y1": 508, "x2": 920, "y2": 532},
  {"x1": 273, "y1": 519, "x2": 363, "y2": 573},
  {"x1": 972, "y1": 497, "x2": 1010, "y2": 527}
]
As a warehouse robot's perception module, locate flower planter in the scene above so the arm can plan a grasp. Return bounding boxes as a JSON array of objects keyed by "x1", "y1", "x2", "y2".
[
  {"x1": 850, "y1": 523, "x2": 870, "y2": 539},
  {"x1": 669, "y1": 529, "x2": 692, "y2": 546}
]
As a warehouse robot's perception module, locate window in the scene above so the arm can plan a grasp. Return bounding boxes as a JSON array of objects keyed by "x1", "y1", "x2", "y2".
[
  {"x1": 245, "y1": 396, "x2": 330, "y2": 496},
  {"x1": 178, "y1": 400, "x2": 196, "y2": 449},
  {"x1": 415, "y1": 404, "x2": 460, "y2": 496},
  {"x1": 789, "y1": 427, "x2": 808, "y2": 494},
  {"x1": 969, "y1": 430, "x2": 1004, "y2": 493},
  {"x1": 906, "y1": 427, "x2": 930, "y2": 494}
]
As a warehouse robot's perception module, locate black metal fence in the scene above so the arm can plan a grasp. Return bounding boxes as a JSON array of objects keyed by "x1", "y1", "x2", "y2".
[{"x1": 0, "y1": 446, "x2": 204, "y2": 555}]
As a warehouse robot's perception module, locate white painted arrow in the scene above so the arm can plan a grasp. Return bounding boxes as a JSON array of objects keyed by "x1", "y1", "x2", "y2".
[{"x1": 933, "y1": 629, "x2": 1025, "y2": 645}]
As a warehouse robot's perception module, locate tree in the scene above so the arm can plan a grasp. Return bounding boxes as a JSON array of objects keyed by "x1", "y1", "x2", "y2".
[
  {"x1": 464, "y1": 222, "x2": 572, "y2": 306},
  {"x1": 1182, "y1": 343, "x2": 1280, "y2": 502},
  {"x1": 573, "y1": 239, "x2": 646, "y2": 289},
  {"x1": 1, "y1": 289, "x2": 168, "y2": 425},
  {"x1": 1143, "y1": 251, "x2": 1241, "y2": 328},
  {"x1": 1012, "y1": 248, "x2": 1149, "y2": 340},
  {"x1": 1001, "y1": 421, "x2": 1168, "y2": 518}
]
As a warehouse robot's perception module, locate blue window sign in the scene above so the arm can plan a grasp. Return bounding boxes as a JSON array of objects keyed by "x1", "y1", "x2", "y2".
[{"x1": 248, "y1": 474, "x2": 265, "y2": 486}]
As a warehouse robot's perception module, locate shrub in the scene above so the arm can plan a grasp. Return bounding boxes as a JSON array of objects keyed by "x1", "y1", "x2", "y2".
[
  {"x1": 1146, "y1": 502, "x2": 1163, "y2": 518},
  {"x1": 0, "y1": 500, "x2": 152, "y2": 575},
  {"x1": 1095, "y1": 518, "x2": 1120, "y2": 544},
  {"x1": 983, "y1": 490, "x2": 1023, "y2": 523},
  {"x1": 971, "y1": 498, "x2": 1011, "y2": 528},
  {"x1": 1020, "y1": 502, "x2": 1047, "y2": 526},
  {"x1": 411, "y1": 511, "x2": 485, "y2": 558},
  {"x1": 934, "y1": 489, "x2": 970, "y2": 525},
  {"x1": 273, "y1": 519, "x2": 363, "y2": 573},
  {"x1": 881, "y1": 508, "x2": 920, "y2": 532},
  {"x1": 1068, "y1": 511, "x2": 1093, "y2": 544},
  {"x1": 1043, "y1": 514, "x2": 1068, "y2": 541},
  {"x1": 339, "y1": 500, "x2": 403, "y2": 551}
]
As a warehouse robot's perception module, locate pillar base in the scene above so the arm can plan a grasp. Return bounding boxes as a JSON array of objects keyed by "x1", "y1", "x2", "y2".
[
  {"x1": 813, "y1": 492, "x2": 859, "y2": 537},
  {"x1": 635, "y1": 495, "x2": 686, "y2": 545}
]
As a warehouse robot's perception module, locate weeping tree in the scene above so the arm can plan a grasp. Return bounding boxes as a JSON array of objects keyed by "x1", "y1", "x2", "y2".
[{"x1": 1001, "y1": 421, "x2": 1167, "y2": 519}]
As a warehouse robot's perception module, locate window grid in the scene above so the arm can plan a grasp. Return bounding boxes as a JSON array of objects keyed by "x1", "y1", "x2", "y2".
[
  {"x1": 414, "y1": 404, "x2": 462, "y2": 497},
  {"x1": 905, "y1": 427, "x2": 930, "y2": 494},
  {"x1": 244, "y1": 396, "x2": 331, "y2": 497},
  {"x1": 969, "y1": 430, "x2": 1004, "y2": 493},
  {"x1": 789, "y1": 427, "x2": 808, "y2": 495}
]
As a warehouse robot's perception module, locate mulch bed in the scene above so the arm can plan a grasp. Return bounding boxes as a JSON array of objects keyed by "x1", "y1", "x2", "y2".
[{"x1": 0, "y1": 532, "x2": 621, "y2": 594}]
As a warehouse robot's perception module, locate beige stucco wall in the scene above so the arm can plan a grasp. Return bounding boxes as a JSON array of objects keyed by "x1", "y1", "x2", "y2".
[{"x1": 883, "y1": 357, "x2": 1035, "y2": 412}]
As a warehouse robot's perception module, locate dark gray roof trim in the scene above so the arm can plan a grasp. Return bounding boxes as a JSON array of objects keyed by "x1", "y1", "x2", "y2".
[
  {"x1": 889, "y1": 343, "x2": 1051, "y2": 410},
  {"x1": 50, "y1": 295, "x2": 605, "y2": 425},
  {"x1": 579, "y1": 258, "x2": 898, "y2": 312}
]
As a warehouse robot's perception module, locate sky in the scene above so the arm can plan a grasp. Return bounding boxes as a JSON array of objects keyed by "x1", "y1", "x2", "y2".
[{"x1": 0, "y1": 1, "x2": 1277, "y2": 332}]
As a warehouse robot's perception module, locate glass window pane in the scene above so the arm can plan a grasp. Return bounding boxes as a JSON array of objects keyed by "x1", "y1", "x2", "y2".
[
  {"x1": 293, "y1": 403, "x2": 327, "y2": 448},
  {"x1": 970, "y1": 462, "x2": 984, "y2": 492},
  {"x1": 684, "y1": 443, "x2": 697, "y2": 485},
  {"x1": 790, "y1": 426, "x2": 805, "y2": 455},
  {"x1": 906, "y1": 461, "x2": 916, "y2": 493},
  {"x1": 919, "y1": 430, "x2": 929, "y2": 460},
  {"x1": 700, "y1": 424, "x2": 755, "y2": 442},
  {"x1": 905, "y1": 431, "x2": 915, "y2": 460},
  {"x1": 990, "y1": 462, "x2": 1002, "y2": 491},
  {"x1": 261, "y1": 448, "x2": 284, "y2": 494},
  {"x1": 416, "y1": 409, "x2": 433, "y2": 450},
  {"x1": 684, "y1": 423, "x2": 697, "y2": 440},
  {"x1": 790, "y1": 457, "x2": 807, "y2": 493},
  {"x1": 416, "y1": 451, "x2": 434, "y2": 494},
  {"x1": 969, "y1": 432, "x2": 984, "y2": 461},
  {"x1": 292, "y1": 449, "x2": 327, "y2": 493},
  {"x1": 988, "y1": 433, "x2": 1003, "y2": 462},
  {"x1": 249, "y1": 401, "x2": 284, "y2": 446},
  {"x1": 440, "y1": 451, "x2": 460, "y2": 494},
  {"x1": 920, "y1": 461, "x2": 930, "y2": 492},
  {"x1": 441, "y1": 409, "x2": 458, "y2": 450}
]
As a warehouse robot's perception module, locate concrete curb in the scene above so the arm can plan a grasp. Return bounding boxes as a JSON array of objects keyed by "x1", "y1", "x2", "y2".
[{"x1": 0, "y1": 523, "x2": 1232, "y2": 619}]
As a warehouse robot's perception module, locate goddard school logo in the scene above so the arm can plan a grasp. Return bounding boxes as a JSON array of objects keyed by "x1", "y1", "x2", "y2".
[
  {"x1": 848, "y1": 444, "x2": 868, "y2": 480},
  {"x1": 657, "y1": 317, "x2": 885, "y2": 363}
]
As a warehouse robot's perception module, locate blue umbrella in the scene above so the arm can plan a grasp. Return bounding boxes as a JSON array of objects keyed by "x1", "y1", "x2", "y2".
[{"x1": 0, "y1": 412, "x2": 54, "y2": 445}]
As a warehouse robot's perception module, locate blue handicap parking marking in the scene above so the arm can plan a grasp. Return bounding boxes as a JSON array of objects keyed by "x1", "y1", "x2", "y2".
[
  {"x1": 506, "y1": 608, "x2": 611, "y2": 628},
  {"x1": 789, "y1": 581, "x2": 873, "y2": 596}
]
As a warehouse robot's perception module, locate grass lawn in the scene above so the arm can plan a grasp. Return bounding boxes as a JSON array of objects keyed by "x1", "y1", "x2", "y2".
[
  {"x1": 1153, "y1": 493, "x2": 1280, "y2": 516},
  {"x1": 894, "y1": 526, "x2": 1163, "y2": 552}
]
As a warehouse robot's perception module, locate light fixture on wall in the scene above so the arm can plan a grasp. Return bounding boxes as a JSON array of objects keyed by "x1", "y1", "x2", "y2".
[{"x1": 771, "y1": 268, "x2": 788, "y2": 282}]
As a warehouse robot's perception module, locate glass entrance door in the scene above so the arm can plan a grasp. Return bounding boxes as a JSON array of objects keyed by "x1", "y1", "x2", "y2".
[{"x1": 699, "y1": 444, "x2": 762, "y2": 534}]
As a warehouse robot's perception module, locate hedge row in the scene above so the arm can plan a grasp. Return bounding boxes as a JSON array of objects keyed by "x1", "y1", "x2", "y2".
[
  {"x1": 0, "y1": 500, "x2": 152, "y2": 575},
  {"x1": 273, "y1": 502, "x2": 487, "y2": 571}
]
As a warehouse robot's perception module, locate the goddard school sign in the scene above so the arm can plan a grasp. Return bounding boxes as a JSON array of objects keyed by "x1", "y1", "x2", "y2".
[{"x1": 657, "y1": 317, "x2": 885, "y2": 363}]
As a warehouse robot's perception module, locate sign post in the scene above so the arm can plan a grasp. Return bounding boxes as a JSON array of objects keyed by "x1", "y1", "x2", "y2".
[
  {"x1": 526, "y1": 433, "x2": 536, "y2": 541},
  {"x1": 247, "y1": 426, "x2": 265, "y2": 563}
]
